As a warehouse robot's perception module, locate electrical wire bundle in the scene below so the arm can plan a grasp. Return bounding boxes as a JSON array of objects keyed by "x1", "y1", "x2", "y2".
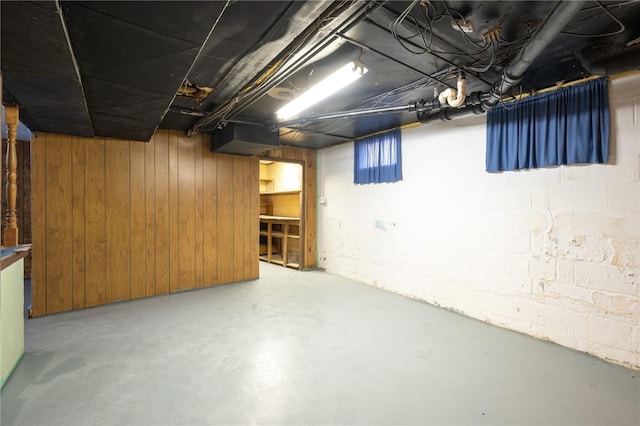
[
  {"x1": 191, "y1": 0, "x2": 359, "y2": 134},
  {"x1": 562, "y1": 0, "x2": 632, "y2": 37},
  {"x1": 194, "y1": 0, "x2": 637, "y2": 137},
  {"x1": 389, "y1": 0, "x2": 503, "y2": 74}
]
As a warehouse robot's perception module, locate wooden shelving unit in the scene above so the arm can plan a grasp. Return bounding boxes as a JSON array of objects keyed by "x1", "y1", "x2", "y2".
[
  {"x1": 259, "y1": 215, "x2": 301, "y2": 269},
  {"x1": 259, "y1": 178, "x2": 274, "y2": 193}
]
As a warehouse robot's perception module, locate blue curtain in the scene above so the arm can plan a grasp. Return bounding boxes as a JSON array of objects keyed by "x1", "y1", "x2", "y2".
[
  {"x1": 486, "y1": 77, "x2": 609, "y2": 172},
  {"x1": 354, "y1": 128, "x2": 402, "y2": 184}
]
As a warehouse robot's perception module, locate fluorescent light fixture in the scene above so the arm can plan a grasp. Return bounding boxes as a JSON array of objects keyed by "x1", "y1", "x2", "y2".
[{"x1": 276, "y1": 61, "x2": 368, "y2": 120}]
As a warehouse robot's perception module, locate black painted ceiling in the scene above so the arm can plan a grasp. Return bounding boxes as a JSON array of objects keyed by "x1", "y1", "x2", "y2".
[{"x1": 2, "y1": 1, "x2": 640, "y2": 149}]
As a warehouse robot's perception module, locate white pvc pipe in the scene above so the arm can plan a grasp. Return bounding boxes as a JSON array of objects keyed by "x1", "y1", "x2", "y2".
[
  {"x1": 438, "y1": 76, "x2": 467, "y2": 108},
  {"x1": 448, "y1": 78, "x2": 467, "y2": 108},
  {"x1": 438, "y1": 89, "x2": 452, "y2": 105}
]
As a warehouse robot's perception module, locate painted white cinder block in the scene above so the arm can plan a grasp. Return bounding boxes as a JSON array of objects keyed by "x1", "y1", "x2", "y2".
[
  {"x1": 530, "y1": 234, "x2": 547, "y2": 257},
  {"x1": 548, "y1": 233, "x2": 614, "y2": 263},
  {"x1": 531, "y1": 187, "x2": 548, "y2": 211},
  {"x1": 506, "y1": 166, "x2": 561, "y2": 188},
  {"x1": 548, "y1": 181, "x2": 608, "y2": 212},
  {"x1": 610, "y1": 98, "x2": 636, "y2": 136},
  {"x1": 529, "y1": 303, "x2": 589, "y2": 348},
  {"x1": 511, "y1": 298, "x2": 548, "y2": 330},
  {"x1": 573, "y1": 212, "x2": 638, "y2": 238},
  {"x1": 608, "y1": 182, "x2": 640, "y2": 213},
  {"x1": 587, "y1": 315, "x2": 635, "y2": 352},
  {"x1": 544, "y1": 281, "x2": 594, "y2": 310},
  {"x1": 485, "y1": 227, "x2": 532, "y2": 254},
  {"x1": 317, "y1": 74, "x2": 640, "y2": 369},
  {"x1": 609, "y1": 74, "x2": 640, "y2": 100},
  {"x1": 591, "y1": 291, "x2": 640, "y2": 326},
  {"x1": 556, "y1": 259, "x2": 576, "y2": 285},
  {"x1": 507, "y1": 253, "x2": 530, "y2": 278},
  {"x1": 575, "y1": 261, "x2": 638, "y2": 296},
  {"x1": 528, "y1": 256, "x2": 557, "y2": 281},
  {"x1": 485, "y1": 187, "x2": 532, "y2": 209},
  {"x1": 589, "y1": 342, "x2": 640, "y2": 370}
]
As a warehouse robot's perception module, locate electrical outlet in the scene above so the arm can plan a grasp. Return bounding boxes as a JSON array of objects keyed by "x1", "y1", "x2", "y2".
[{"x1": 319, "y1": 196, "x2": 327, "y2": 205}]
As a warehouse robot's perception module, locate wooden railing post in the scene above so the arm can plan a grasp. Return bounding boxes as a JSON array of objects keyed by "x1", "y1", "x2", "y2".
[{"x1": 4, "y1": 103, "x2": 19, "y2": 247}]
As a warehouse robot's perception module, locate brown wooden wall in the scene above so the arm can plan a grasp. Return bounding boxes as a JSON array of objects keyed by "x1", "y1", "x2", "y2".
[
  {"x1": 31, "y1": 130, "x2": 259, "y2": 316},
  {"x1": 261, "y1": 146, "x2": 317, "y2": 269}
]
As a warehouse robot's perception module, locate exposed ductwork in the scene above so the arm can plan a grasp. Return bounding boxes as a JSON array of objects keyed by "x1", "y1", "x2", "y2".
[{"x1": 578, "y1": 44, "x2": 640, "y2": 76}]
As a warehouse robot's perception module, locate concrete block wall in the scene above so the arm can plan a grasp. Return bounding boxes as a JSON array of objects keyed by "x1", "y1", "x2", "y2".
[{"x1": 317, "y1": 74, "x2": 640, "y2": 369}]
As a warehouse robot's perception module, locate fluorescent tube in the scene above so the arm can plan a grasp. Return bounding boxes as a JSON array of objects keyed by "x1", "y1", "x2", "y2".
[{"x1": 276, "y1": 61, "x2": 368, "y2": 120}]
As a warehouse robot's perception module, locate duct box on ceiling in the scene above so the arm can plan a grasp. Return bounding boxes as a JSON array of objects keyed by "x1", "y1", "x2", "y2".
[{"x1": 210, "y1": 123, "x2": 279, "y2": 156}]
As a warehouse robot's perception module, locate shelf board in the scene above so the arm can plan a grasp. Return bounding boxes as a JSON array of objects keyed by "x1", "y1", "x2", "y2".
[
  {"x1": 259, "y1": 232, "x2": 299, "y2": 239},
  {"x1": 259, "y1": 215, "x2": 300, "y2": 221},
  {"x1": 259, "y1": 190, "x2": 301, "y2": 195},
  {"x1": 259, "y1": 254, "x2": 282, "y2": 260},
  {"x1": 258, "y1": 255, "x2": 300, "y2": 269},
  {"x1": 261, "y1": 231, "x2": 283, "y2": 237}
]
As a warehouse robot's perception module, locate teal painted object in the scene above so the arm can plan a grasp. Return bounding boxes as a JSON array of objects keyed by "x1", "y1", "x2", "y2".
[{"x1": 0, "y1": 352, "x2": 24, "y2": 389}]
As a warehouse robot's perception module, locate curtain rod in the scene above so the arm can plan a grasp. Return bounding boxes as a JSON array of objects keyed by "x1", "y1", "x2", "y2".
[
  {"x1": 350, "y1": 122, "x2": 421, "y2": 142},
  {"x1": 506, "y1": 69, "x2": 640, "y2": 102}
]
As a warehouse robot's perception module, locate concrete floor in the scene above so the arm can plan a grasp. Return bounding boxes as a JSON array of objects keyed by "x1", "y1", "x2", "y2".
[{"x1": 1, "y1": 264, "x2": 638, "y2": 425}]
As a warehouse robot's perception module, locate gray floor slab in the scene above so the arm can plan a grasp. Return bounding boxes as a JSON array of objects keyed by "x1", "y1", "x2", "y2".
[{"x1": 1, "y1": 263, "x2": 638, "y2": 425}]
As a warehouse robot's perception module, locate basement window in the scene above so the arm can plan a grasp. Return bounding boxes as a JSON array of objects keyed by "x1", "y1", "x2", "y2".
[
  {"x1": 354, "y1": 128, "x2": 402, "y2": 184},
  {"x1": 486, "y1": 77, "x2": 609, "y2": 172}
]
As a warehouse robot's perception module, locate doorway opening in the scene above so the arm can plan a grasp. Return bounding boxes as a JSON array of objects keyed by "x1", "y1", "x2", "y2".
[{"x1": 258, "y1": 160, "x2": 304, "y2": 270}]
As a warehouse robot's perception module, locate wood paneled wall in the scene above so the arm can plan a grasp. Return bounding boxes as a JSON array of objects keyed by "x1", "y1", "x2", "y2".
[
  {"x1": 261, "y1": 146, "x2": 317, "y2": 269},
  {"x1": 31, "y1": 130, "x2": 259, "y2": 316}
]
